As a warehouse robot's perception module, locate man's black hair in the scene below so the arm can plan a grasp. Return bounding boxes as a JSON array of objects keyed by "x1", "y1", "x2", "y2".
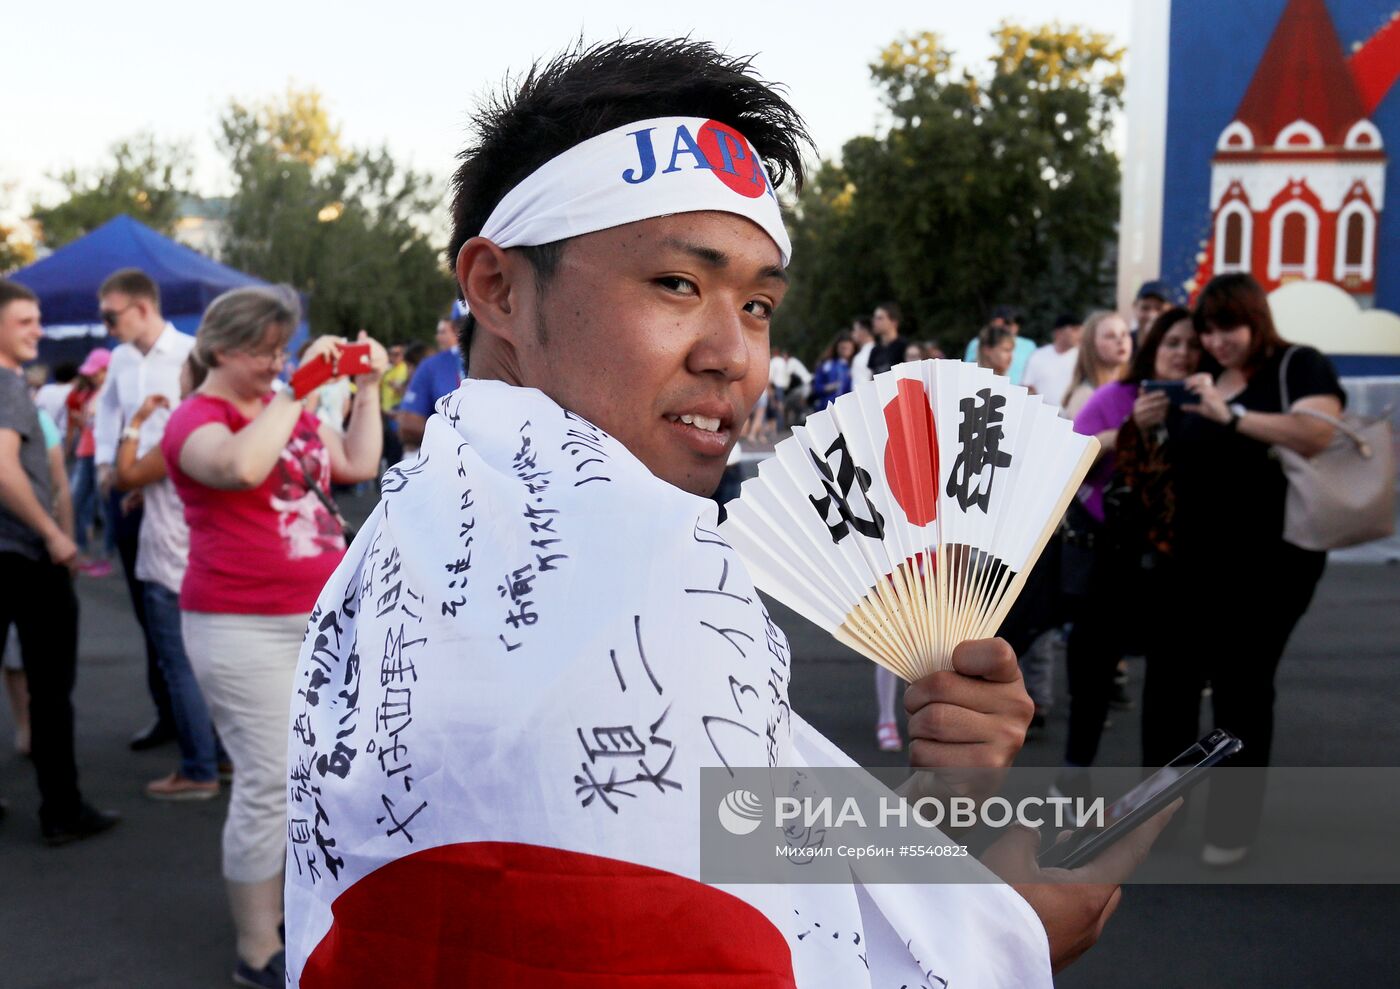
[
  {"x1": 448, "y1": 38, "x2": 812, "y2": 352},
  {"x1": 990, "y1": 304, "x2": 1023, "y2": 326},
  {"x1": 875, "y1": 301, "x2": 902, "y2": 327}
]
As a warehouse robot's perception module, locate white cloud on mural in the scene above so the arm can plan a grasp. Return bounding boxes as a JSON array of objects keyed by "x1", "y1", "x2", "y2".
[{"x1": 1270, "y1": 280, "x2": 1400, "y2": 355}]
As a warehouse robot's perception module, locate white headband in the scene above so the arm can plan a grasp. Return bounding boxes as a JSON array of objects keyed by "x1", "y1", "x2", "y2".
[{"x1": 478, "y1": 116, "x2": 792, "y2": 266}]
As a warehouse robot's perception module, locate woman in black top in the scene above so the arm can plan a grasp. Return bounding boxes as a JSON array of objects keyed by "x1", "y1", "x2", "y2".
[{"x1": 1166, "y1": 273, "x2": 1344, "y2": 865}]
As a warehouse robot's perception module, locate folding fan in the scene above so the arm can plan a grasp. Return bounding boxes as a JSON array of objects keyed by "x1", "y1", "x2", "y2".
[{"x1": 720, "y1": 359, "x2": 1099, "y2": 681}]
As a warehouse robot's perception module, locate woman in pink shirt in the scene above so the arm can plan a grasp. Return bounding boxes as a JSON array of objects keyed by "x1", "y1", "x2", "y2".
[{"x1": 161, "y1": 285, "x2": 385, "y2": 987}]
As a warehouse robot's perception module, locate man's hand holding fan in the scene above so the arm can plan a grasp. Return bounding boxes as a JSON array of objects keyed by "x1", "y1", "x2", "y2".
[
  {"x1": 722, "y1": 359, "x2": 1179, "y2": 968},
  {"x1": 721, "y1": 358, "x2": 1099, "y2": 679}
]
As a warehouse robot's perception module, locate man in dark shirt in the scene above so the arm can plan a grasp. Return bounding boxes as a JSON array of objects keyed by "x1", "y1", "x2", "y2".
[
  {"x1": 866, "y1": 300, "x2": 910, "y2": 376},
  {"x1": 0, "y1": 279, "x2": 118, "y2": 844}
]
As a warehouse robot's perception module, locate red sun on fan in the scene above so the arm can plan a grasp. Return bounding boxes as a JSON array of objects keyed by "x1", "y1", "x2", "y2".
[{"x1": 882, "y1": 377, "x2": 939, "y2": 527}]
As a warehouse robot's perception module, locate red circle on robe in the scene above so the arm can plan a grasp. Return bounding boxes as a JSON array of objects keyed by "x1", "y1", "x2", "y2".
[{"x1": 300, "y1": 841, "x2": 797, "y2": 988}]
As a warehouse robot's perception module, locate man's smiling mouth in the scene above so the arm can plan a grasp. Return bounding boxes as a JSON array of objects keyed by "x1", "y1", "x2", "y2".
[{"x1": 666, "y1": 413, "x2": 722, "y2": 433}]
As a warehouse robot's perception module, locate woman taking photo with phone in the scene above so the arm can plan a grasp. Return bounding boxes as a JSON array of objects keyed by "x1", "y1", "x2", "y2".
[
  {"x1": 160, "y1": 285, "x2": 386, "y2": 987},
  {"x1": 1170, "y1": 272, "x2": 1344, "y2": 866},
  {"x1": 1059, "y1": 308, "x2": 1203, "y2": 778}
]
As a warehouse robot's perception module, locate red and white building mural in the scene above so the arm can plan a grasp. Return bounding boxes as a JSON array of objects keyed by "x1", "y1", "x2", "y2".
[{"x1": 1202, "y1": 0, "x2": 1391, "y2": 302}]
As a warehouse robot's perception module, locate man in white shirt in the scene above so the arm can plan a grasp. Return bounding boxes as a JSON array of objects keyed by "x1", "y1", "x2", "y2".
[
  {"x1": 113, "y1": 380, "x2": 223, "y2": 802},
  {"x1": 850, "y1": 316, "x2": 875, "y2": 385},
  {"x1": 782, "y1": 350, "x2": 812, "y2": 422},
  {"x1": 1021, "y1": 314, "x2": 1082, "y2": 411},
  {"x1": 768, "y1": 347, "x2": 794, "y2": 430},
  {"x1": 34, "y1": 364, "x2": 77, "y2": 437},
  {"x1": 92, "y1": 269, "x2": 195, "y2": 753}
]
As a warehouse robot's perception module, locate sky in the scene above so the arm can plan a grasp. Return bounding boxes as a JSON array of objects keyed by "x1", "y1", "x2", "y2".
[{"x1": 3, "y1": 0, "x2": 1130, "y2": 218}]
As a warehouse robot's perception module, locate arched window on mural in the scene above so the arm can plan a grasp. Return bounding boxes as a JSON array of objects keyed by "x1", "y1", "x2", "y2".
[
  {"x1": 1223, "y1": 212, "x2": 1243, "y2": 267},
  {"x1": 1345, "y1": 212, "x2": 1366, "y2": 268},
  {"x1": 1268, "y1": 200, "x2": 1317, "y2": 281},
  {"x1": 1335, "y1": 202, "x2": 1375, "y2": 283},
  {"x1": 1280, "y1": 212, "x2": 1307, "y2": 269},
  {"x1": 1215, "y1": 202, "x2": 1251, "y2": 274}
]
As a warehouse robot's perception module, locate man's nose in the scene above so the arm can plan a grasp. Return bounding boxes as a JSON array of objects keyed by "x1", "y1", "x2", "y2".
[{"x1": 690, "y1": 303, "x2": 752, "y2": 380}]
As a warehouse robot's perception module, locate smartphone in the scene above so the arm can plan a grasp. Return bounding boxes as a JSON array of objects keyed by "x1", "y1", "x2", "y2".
[
  {"x1": 1037, "y1": 729, "x2": 1242, "y2": 869},
  {"x1": 290, "y1": 343, "x2": 373, "y2": 399},
  {"x1": 1142, "y1": 379, "x2": 1190, "y2": 407}
]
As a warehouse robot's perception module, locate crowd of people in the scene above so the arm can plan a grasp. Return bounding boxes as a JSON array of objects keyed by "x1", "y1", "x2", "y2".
[
  {"x1": 954, "y1": 276, "x2": 1340, "y2": 868},
  {"x1": 741, "y1": 302, "x2": 949, "y2": 443},
  {"x1": 0, "y1": 271, "x2": 466, "y2": 986},
  {"x1": 0, "y1": 262, "x2": 1348, "y2": 983},
  {"x1": 720, "y1": 275, "x2": 1343, "y2": 869}
]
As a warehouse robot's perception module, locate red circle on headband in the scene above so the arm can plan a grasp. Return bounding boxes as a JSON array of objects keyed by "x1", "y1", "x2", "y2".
[{"x1": 699, "y1": 120, "x2": 768, "y2": 199}]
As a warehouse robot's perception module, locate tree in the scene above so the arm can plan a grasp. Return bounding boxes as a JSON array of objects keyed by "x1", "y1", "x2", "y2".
[
  {"x1": 218, "y1": 87, "x2": 454, "y2": 341},
  {"x1": 0, "y1": 221, "x2": 35, "y2": 274},
  {"x1": 778, "y1": 24, "x2": 1124, "y2": 359},
  {"x1": 30, "y1": 135, "x2": 193, "y2": 248}
]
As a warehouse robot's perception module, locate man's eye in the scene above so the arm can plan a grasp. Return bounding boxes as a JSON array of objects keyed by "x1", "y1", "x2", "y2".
[
  {"x1": 745, "y1": 299, "x2": 774, "y2": 320},
  {"x1": 657, "y1": 276, "x2": 697, "y2": 295}
]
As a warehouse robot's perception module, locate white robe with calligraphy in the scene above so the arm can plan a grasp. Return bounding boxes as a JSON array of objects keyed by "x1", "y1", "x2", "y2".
[{"x1": 284, "y1": 379, "x2": 1051, "y2": 987}]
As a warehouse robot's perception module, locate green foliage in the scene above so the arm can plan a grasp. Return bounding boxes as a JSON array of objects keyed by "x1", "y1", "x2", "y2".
[
  {"x1": 778, "y1": 23, "x2": 1124, "y2": 360},
  {"x1": 218, "y1": 87, "x2": 453, "y2": 342},
  {"x1": 0, "y1": 225, "x2": 35, "y2": 274},
  {"x1": 0, "y1": 182, "x2": 35, "y2": 274},
  {"x1": 30, "y1": 135, "x2": 193, "y2": 248}
]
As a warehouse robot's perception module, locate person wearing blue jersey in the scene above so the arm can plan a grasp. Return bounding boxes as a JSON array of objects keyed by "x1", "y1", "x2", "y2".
[{"x1": 397, "y1": 314, "x2": 465, "y2": 450}]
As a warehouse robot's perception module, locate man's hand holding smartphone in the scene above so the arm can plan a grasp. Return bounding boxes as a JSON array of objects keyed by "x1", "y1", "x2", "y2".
[{"x1": 981, "y1": 798, "x2": 1183, "y2": 972}]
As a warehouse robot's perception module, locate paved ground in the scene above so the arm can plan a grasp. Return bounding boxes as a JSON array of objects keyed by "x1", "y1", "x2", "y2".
[{"x1": 0, "y1": 523, "x2": 1396, "y2": 986}]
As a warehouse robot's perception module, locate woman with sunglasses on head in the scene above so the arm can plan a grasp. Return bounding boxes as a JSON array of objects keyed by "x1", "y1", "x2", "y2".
[
  {"x1": 159, "y1": 285, "x2": 386, "y2": 987},
  {"x1": 1169, "y1": 273, "x2": 1344, "y2": 867}
]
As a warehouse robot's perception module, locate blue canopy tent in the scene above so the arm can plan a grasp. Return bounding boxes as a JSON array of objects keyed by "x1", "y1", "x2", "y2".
[{"x1": 10, "y1": 214, "x2": 307, "y2": 369}]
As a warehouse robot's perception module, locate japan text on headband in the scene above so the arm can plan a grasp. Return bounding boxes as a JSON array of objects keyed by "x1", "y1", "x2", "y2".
[{"x1": 477, "y1": 116, "x2": 792, "y2": 267}]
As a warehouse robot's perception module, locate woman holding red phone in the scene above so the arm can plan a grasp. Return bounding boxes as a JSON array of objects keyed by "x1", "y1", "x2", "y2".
[{"x1": 159, "y1": 285, "x2": 386, "y2": 987}]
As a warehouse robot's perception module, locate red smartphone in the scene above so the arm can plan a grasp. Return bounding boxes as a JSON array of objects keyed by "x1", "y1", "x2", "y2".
[{"x1": 291, "y1": 343, "x2": 373, "y2": 399}]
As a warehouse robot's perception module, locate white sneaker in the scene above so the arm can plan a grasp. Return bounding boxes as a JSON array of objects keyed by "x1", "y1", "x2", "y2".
[{"x1": 1201, "y1": 843, "x2": 1249, "y2": 867}]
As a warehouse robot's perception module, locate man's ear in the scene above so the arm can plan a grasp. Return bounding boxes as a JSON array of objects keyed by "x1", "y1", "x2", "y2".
[{"x1": 456, "y1": 237, "x2": 526, "y2": 348}]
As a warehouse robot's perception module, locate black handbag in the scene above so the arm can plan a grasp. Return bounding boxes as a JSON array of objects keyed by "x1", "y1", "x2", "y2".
[{"x1": 1058, "y1": 498, "x2": 1100, "y2": 599}]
